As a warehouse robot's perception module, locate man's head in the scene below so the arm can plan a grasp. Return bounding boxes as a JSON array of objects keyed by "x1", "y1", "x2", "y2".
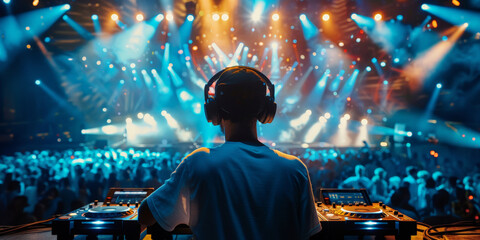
[{"x1": 204, "y1": 66, "x2": 276, "y2": 126}]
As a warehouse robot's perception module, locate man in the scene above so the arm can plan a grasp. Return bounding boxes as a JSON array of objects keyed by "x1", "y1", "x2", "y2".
[
  {"x1": 138, "y1": 66, "x2": 321, "y2": 239},
  {"x1": 339, "y1": 164, "x2": 371, "y2": 190}
]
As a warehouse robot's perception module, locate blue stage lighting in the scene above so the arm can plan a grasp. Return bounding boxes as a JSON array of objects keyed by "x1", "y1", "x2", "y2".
[
  {"x1": 397, "y1": 15, "x2": 403, "y2": 21},
  {"x1": 35, "y1": 80, "x2": 41, "y2": 85},
  {"x1": 62, "y1": 4, "x2": 70, "y2": 10},
  {"x1": 383, "y1": 80, "x2": 388, "y2": 85},
  {"x1": 371, "y1": 57, "x2": 377, "y2": 63},
  {"x1": 187, "y1": 14, "x2": 194, "y2": 21},
  {"x1": 44, "y1": 37, "x2": 51, "y2": 43},
  {"x1": 91, "y1": 14, "x2": 98, "y2": 20},
  {"x1": 436, "y1": 83, "x2": 442, "y2": 88},
  {"x1": 3, "y1": 0, "x2": 11, "y2": 4},
  {"x1": 393, "y1": 58, "x2": 400, "y2": 63},
  {"x1": 299, "y1": 14, "x2": 307, "y2": 21},
  {"x1": 380, "y1": 62, "x2": 386, "y2": 67},
  {"x1": 366, "y1": 66, "x2": 372, "y2": 72},
  {"x1": 421, "y1": 4, "x2": 429, "y2": 10},
  {"x1": 62, "y1": 15, "x2": 68, "y2": 20}
]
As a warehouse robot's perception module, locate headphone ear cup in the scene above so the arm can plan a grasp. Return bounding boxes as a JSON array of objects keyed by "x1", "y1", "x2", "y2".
[
  {"x1": 258, "y1": 97, "x2": 276, "y2": 124},
  {"x1": 204, "y1": 99, "x2": 221, "y2": 126}
]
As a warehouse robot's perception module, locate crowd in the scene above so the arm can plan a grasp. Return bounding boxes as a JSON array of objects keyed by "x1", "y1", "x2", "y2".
[{"x1": 0, "y1": 145, "x2": 479, "y2": 226}]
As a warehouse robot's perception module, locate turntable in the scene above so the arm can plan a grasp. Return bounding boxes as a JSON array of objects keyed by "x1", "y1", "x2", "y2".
[
  {"x1": 314, "y1": 188, "x2": 417, "y2": 240},
  {"x1": 52, "y1": 188, "x2": 154, "y2": 240}
]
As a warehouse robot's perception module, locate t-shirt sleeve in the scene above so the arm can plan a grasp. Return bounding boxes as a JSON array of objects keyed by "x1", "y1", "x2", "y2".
[
  {"x1": 299, "y1": 162, "x2": 322, "y2": 239},
  {"x1": 145, "y1": 159, "x2": 190, "y2": 231}
]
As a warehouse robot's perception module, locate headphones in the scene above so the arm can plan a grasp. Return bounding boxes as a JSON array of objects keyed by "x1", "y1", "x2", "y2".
[{"x1": 204, "y1": 66, "x2": 277, "y2": 126}]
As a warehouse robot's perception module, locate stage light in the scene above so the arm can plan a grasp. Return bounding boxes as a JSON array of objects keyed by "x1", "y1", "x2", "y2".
[
  {"x1": 221, "y1": 13, "x2": 229, "y2": 21},
  {"x1": 436, "y1": 83, "x2": 442, "y2": 88},
  {"x1": 380, "y1": 142, "x2": 388, "y2": 147},
  {"x1": 187, "y1": 14, "x2": 194, "y2": 21},
  {"x1": 361, "y1": 119, "x2": 368, "y2": 126},
  {"x1": 102, "y1": 125, "x2": 119, "y2": 135},
  {"x1": 212, "y1": 13, "x2": 220, "y2": 21},
  {"x1": 111, "y1": 14, "x2": 119, "y2": 21},
  {"x1": 351, "y1": 13, "x2": 358, "y2": 20},
  {"x1": 91, "y1": 14, "x2": 98, "y2": 20},
  {"x1": 366, "y1": 66, "x2": 372, "y2": 72},
  {"x1": 272, "y1": 13, "x2": 279, "y2": 21},
  {"x1": 344, "y1": 114, "x2": 351, "y2": 120},
  {"x1": 3, "y1": 0, "x2": 10, "y2": 4},
  {"x1": 62, "y1": 4, "x2": 70, "y2": 10},
  {"x1": 251, "y1": 2, "x2": 265, "y2": 22},
  {"x1": 324, "y1": 112, "x2": 331, "y2": 119},
  {"x1": 322, "y1": 13, "x2": 330, "y2": 21},
  {"x1": 452, "y1": 0, "x2": 460, "y2": 6},
  {"x1": 421, "y1": 4, "x2": 429, "y2": 10},
  {"x1": 271, "y1": 42, "x2": 278, "y2": 49},
  {"x1": 155, "y1": 13, "x2": 164, "y2": 22},
  {"x1": 137, "y1": 112, "x2": 144, "y2": 119},
  {"x1": 299, "y1": 14, "x2": 307, "y2": 21},
  {"x1": 166, "y1": 12, "x2": 174, "y2": 21},
  {"x1": 35, "y1": 80, "x2": 41, "y2": 85},
  {"x1": 136, "y1": 13, "x2": 144, "y2": 22},
  {"x1": 125, "y1": 117, "x2": 133, "y2": 124},
  {"x1": 33, "y1": 0, "x2": 39, "y2": 6},
  {"x1": 374, "y1": 13, "x2": 382, "y2": 21}
]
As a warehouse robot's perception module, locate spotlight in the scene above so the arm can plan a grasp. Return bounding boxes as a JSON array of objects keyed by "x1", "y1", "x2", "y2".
[
  {"x1": 33, "y1": 0, "x2": 38, "y2": 6},
  {"x1": 187, "y1": 14, "x2": 194, "y2": 21},
  {"x1": 322, "y1": 13, "x2": 330, "y2": 21},
  {"x1": 136, "y1": 13, "x2": 144, "y2": 22},
  {"x1": 351, "y1": 13, "x2": 358, "y2": 20},
  {"x1": 421, "y1": 4, "x2": 429, "y2": 10},
  {"x1": 271, "y1": 42, "x2": 278, "y2": 49},
  {"x1": 361, "y1": 119, "x2": 368, "y2": 126},
  {"x1": 299, "y1": 14, "x2": 307, "y2": 21},
  {"x1": 166, "y1": 12, "x2": 174, "y2": 21},
  {"x1": 221, "y1": 13, "x2": 229, "y2": 21},
  {"x1": 126, "y1": 117, "x2": 133, "y2": 124},
  {"x1": 155, "y1": 13, "x2": 164, "y2": 22},
  {"x1": 344, "y1": 114, "x2": 351, "y2": 120},
  {"x1": 374, "y1": 13, "x2": 382, "y2": 21},
  {"x1": 91, "y1": 14, "x2": 98, "y2": 20},
  {"x1": 35, "y1": 80, "x2": 41, "y2": 85},
  {"x1": 212, "y1": 13, "x2": 220, "y2": 21},
  {"x1": 272, "y1": 13, "x2": 279, "y2": 21},
  {"x1": 436, "y1": 83, "x2": 442, "y2": 89},
  {"x1": 3, "y1": 0, "x2": 10, "y2": 4},
  {"x1": 111, "y1": 14, "x2": 119, "y2": 21},
  {"x1": 62, "y1": 4, "x2": 70, "y2": 10}
]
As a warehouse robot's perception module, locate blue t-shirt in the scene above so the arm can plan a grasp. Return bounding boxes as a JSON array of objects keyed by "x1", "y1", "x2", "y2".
[{"x1": 145, "y1": 141, "x2": 321, "y2": 239}]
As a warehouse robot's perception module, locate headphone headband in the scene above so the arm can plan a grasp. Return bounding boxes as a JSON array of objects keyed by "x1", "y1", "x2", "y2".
[{"x1": 203, "y1": 66, "x2": 275, "y2": 102}]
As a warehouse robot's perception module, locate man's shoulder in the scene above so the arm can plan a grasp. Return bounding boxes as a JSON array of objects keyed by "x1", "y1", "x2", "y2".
[
  {"x1": 184, "y1": 147, "x2": 211, "y2": 160},
  {"x1": 271, "y1": 149, "x2": 307, "y2": 170}
]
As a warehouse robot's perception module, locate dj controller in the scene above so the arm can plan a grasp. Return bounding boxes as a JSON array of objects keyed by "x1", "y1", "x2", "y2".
[
  {"x1": 51, "y1": 188, "x2": 154, "y2": 240},
  {"x1": 313, "y1": 188, "x2": 417, "y2": 240},
  {"x1": 51, "y1": 188, "x2": 417, "y2": 240}
]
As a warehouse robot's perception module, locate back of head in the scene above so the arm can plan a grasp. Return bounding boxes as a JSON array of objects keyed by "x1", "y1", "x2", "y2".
[
  {"x1": 355, "y1": 164, "x2": 365, "y2": 177},
  {"x1": 204, "y1": 66, "x2": 276, "y2": 125}
]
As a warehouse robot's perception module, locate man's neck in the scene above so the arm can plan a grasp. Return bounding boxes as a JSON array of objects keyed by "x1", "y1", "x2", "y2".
[{"x1": 222, "y1": 119, "x2": 258, "y2": 142}]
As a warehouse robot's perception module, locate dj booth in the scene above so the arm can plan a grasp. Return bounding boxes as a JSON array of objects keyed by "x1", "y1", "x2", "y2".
[{"x1": 3, "y1": 188, "x2": 477, "y2": 240}]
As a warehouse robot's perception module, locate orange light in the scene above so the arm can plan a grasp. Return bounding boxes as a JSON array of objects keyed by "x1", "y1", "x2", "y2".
[
  {"x1": 136, "y1": 13, "x2": 144, "y2": 22},
  {"x1": 469, "y1": 195, "x2": 474, "y2": 200},
  {"x1": 192, "y1": 46, "x2": 198, "y2": 51},
  {"x1": 374, "y1": 13, "x2": 382, "y2": 21},
  {"x1": 430, "y1": 150, "x2": 435, "y2": 155},
  {"x1": 272, "y1": 13, "x2": 280, "y2": 21},
  {"x1": 434, "y1": 153, "x2": 439, "y2": 158},
  {"x1": 452, "y1": 0, "x2": 460, "y2": 6},
  {"x1": 347, "y1": 97, "x2": 351, "y2": 102},
  {"x1": 33, "y1": 0, "x2": 39, "y2": 6},
  {"x1": 111, "y1": 14, "x2": 119, "y2": 21},
  {"x1": 322, "y1": 13, "x2": 330, "y2": 21},
  {"x1": 432, "y1": 20, "x2": 438, "y2": 28},
  {"x1": 26, "y1": 44, "x2": 31, "y2": 49}
]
